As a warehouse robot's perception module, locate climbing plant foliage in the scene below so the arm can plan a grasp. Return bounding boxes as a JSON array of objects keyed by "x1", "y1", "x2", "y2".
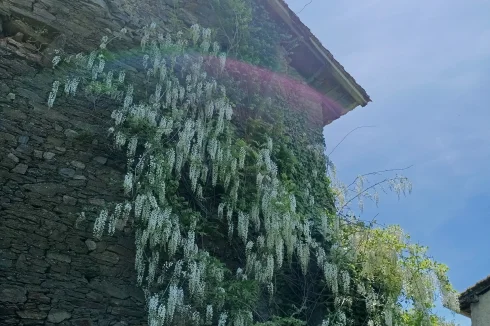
[{"x1": 47, "y1": 1, "x2": 460, "y2": 325}]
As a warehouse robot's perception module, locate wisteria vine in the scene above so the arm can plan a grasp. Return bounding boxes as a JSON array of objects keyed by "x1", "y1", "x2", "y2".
[{"x1": 47, "y1": 20, "x2": 460, "y2": 326}]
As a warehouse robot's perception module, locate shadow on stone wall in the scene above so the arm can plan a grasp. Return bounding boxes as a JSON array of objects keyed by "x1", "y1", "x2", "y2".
[
  {"x1": 0, "y1": 45, "x2": 148, "y2": 326},
  {"x1": 0, "y1": 0, "x2": 210, "y2": 325}
]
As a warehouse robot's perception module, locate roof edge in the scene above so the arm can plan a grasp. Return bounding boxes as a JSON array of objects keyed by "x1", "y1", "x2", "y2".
[
  {"x1": 460, "y1": 275, "x2": 490, "y2": 298},
  {"x1": 308, "y1": 36, "x2": 371, "y2": 107},
  {"x1": 458, "y1": 275, "x2": 490, "y2": 316},
  {"x1": 265, "y1": 0, "x2": 371, "y2": 109}
]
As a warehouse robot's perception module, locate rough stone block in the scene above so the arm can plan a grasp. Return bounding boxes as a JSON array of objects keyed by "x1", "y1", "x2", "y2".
[
  {"x1": 64, "y1": 129, "x2": 79, "y2": 139},
  {"x1": 71, "y1": 161, "x2": 86, "y2": 169},
  {"x1": 84, "y1": 240, "x2": 97, "y2": 251},
  {"x1": 46, "y1": 252, "x2": 72, "y2": 263},
  {"x1": 43, "y1": 152, "x2": 56, "y2": 160},
  {"x1": 0, "y1": 285, "x2": 27, "y2": 303},
  {"x1": 47, "y1": 309, "x2": 71, "y2": 323},
  {"x1": 16, "y1": 310, "x2": 47, "y2": 320},
  {"x1": 93, "y1": 156, "x2": 107, "y2": 165},
  {"x1": 90, "y1": 251, "x2": 119, "y2": 265},
  {"x1": 34, "y1": 150, "x2": 44, "y2": 158},
  {"x1": 12, "y1": 163, "x2": 28, "y2": 174},
  {"x1": 7, "y1": 153, "x2": 20, "y2": 163},
  {"x1": 62, "y1": 195, "x2": 77, "y2": 205},
  {"x1": 22, "y1": 183, "x2": 67, "y2": 197},
  {"x1": 59, "y1": 168, "x2": 75, "y2": 178}
]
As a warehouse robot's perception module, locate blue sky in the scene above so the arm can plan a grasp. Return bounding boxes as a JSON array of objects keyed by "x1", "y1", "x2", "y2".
[{"x1": 284, "y1": 0, "x2": 490, "y2": 325}]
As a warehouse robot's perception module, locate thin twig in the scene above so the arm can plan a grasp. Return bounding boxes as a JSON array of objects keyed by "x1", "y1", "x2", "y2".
[
  {"x1": 297, "y1": 0, "x2": 313, "y2": 14},
  {"x1": 328, "y1": 125, "x2": 376, "y2": 156},
  {"x1": 345, "y1": 165, "x2": 414, "y2": 189},
  {"x1": 338, "y1": 178, "x2": 391, "y2": 213}
]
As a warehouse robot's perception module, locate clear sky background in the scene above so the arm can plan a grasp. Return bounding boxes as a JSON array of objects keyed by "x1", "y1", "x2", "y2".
[{"x1": 284, "y1": 0, "x2": 490, "y2": 325}]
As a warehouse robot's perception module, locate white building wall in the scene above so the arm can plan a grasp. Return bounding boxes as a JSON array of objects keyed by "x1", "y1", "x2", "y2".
[{"x1": 471, "y1": 291, "x2": 490, "y2": 326}]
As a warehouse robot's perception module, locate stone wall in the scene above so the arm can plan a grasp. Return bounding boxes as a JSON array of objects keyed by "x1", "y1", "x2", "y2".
[
  {"x1": 0, "y1": 59, "x2": 147, "y2": 326},
  {"x1": 0, "y1": 42, "x2": 151, "y2": 326},
  {"x1": 0, "y1": 1, "x2": 212, "y2": 325},
  {"x1": 0, "y1": 0, "x2": 326, "y2": 325}
]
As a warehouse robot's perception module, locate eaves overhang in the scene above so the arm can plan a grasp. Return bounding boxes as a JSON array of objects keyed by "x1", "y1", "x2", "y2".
[{"x1": 264, "y1": 0, "x2": 371, "y2": 126}]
